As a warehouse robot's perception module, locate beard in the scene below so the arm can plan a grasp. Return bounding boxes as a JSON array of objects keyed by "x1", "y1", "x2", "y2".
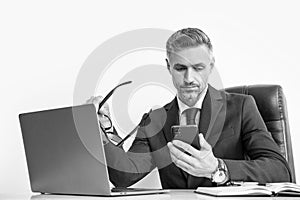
[{"x1": 178, "y1": 88, "x2": 202, "y2": 107}]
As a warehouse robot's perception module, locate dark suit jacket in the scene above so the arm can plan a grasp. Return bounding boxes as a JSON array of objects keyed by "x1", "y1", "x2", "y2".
[{"x1": 104, "y1": 85, "x2": 291, "y2": 189}]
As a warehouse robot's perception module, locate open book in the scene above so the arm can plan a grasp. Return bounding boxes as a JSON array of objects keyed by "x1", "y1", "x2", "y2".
[{"x1": 195, "y1": 182, "x2": 300, "y2": 196}]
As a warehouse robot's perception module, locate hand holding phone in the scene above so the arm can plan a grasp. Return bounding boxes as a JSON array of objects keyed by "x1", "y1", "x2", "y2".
[{"x1": 171, "y1": 125, "x2": 200, "y2": 151}]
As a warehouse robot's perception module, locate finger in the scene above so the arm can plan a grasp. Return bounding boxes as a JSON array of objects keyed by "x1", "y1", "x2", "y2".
[
  {"x1": 168, "y1": 142, "x2": 186, "y2": 160},
  {"x1": 167, "y1": 142, "x2": 181, "y2": 156},
  {"x1": 93, "y1": 96, "x2": 104, "y2": 105},
  {"x1": 169, "y1": 150, "x2": 190, "y2": 171},
  {"x1": 172, "y1": 140, "x2": 198, "y2": 157},
  {"x1": 86, "y1": 97, "x2": 102, "y2": 113},
  {"x1": 172, "y1": 157, "x2": 193, "y2": 174},
  {"x1": 199, "y1": 134, "x2": 212, "y2": 151},
  {"x1": 168, "y1": 142, "x2": 197, "y2": 167},
  {"x1": 86, "y1": 96, "x2": 100, "y2": 106},
  {"x1": 169, "y1": 152, "x2": 177, "y2": 163},
  {"x1": 86, "y1": 96, "x2": 95, "y2": 104},
  {"x1": 99, "y1": 115, "x2": 111, "y2": 126},
  {"x1": 91, "y1": 96, "x2": 110, "y2": 115},
  {"x1": 98, "y1": 107, "x2": 110, "y2": 116}
]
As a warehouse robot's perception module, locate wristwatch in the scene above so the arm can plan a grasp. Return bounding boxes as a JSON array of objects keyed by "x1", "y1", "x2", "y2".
[{"x1": 211, "y1": 158, "x2": 229, "y2": 185}]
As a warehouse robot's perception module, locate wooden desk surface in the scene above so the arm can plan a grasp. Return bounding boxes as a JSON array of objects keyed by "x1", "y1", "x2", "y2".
[{"x1": 2, "y1": 190, "x2": 300, "y2": 200}]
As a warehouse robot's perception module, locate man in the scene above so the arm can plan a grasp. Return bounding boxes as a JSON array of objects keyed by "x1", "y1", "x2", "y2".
[{"x1": 88, "y1": 28, "x2": 291, "y2": 188}]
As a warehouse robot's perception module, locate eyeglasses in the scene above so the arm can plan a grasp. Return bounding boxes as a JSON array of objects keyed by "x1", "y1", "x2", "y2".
[
  {"x1": 99, "y1": 108, "x2": 152, "y2": 148},
  {"x1": 96, "y1": 81, "x2": 132, "y2": 146},
  {"x1": 98, "y1": 113, "x2": 123, "y2": 144},
  {"x1": 98, "y1": 81, "x2": 153, "y2": 148}
]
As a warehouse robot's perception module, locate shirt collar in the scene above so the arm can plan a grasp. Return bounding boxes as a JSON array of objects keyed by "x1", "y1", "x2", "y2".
[{"x1": 176, "y1": 84, "x2": 208, "y2": 115}]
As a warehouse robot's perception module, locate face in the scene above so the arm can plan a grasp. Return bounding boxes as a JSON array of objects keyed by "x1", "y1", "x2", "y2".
[{"x1": 167, "y1": 45, "x2": 214, "y2": 107}]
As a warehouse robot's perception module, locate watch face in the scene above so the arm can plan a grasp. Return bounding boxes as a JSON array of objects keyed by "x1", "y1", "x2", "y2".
[{"x1": 213, "y1": 170, "x2": 226, "y2": 183}]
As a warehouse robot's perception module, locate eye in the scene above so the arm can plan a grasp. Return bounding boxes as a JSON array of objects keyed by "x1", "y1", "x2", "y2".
[
  {"x1": 193, "y1": 64, "x2": 206, "y2": 71},
  {"x1": 193, "y1": 67, "x2": 204, "y2": 71},
  {"x1": 173, "y1": 64, "x2": 187, "y2": 71}
]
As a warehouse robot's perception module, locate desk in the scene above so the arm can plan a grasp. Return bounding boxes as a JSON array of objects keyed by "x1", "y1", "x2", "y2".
[{"x1": 2, "y1": 190, "x2": 300, "y2": 200}]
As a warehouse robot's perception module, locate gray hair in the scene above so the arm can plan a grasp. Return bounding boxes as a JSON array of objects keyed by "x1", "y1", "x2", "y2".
[{"x1": 166, "y1": 28, "x2": 213, "y2": 59}]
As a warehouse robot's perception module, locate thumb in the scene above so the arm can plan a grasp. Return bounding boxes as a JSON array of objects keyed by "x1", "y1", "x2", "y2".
[{"x1": 199, "y1": 133, "x2": 211, "y2": 150}]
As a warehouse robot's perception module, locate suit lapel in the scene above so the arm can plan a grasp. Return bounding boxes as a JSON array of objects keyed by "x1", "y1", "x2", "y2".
[
  {"x1": 205, "y1": 86, "x2": 226, "y2": 148},
  {"x1": 198, "y1": 90, "x2": 211, "y2": 137},
  {"x1": 196, "y1": 85, "x2": 226, "y2": 147},
  {"x1": 162, "y1": 98, "x2": 179, "y2": 143}
]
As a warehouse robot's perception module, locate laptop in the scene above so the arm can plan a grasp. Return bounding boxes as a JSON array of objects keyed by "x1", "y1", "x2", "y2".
[{"x1": 19, "y1": 104, "x2": 169, "y2": 196}]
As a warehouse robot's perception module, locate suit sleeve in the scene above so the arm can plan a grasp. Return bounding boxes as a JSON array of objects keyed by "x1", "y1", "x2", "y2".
[
  {"x1": 104, "y1": 113, "x2": 155, "y2": 187},
  {"x1": 223, "y1": 95, "x2": 292, "y2": 183}
]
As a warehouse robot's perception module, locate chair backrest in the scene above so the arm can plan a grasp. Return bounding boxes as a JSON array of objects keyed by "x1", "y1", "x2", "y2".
[{"x1": 225, "y1": 85, "x2": 296, "y2": 183}]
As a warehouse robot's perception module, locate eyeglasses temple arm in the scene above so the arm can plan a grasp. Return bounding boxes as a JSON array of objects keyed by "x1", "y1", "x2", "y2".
[
  {"x1": 116, "y1": 109, "x2": 152, "y2": 147},
  {"x1": 97, "y1": 81, "x2": 132, "y2": 114}
]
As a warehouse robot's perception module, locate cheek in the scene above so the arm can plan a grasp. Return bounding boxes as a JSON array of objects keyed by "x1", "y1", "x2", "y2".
[
  {"x1": 171, "y1": 73, "x2": 183, "y2": 85},
  {"x1": 195, "y1": 72, "x2": 210, "y2": 83}
]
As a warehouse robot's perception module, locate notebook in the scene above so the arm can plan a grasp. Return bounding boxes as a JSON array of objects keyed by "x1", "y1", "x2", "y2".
[
  {"x1": 195, "y1": 182, "x2": 300, "y2": 197},
  {"x1": 19, "y1": 104, "x2": 169, "y2": 196}
]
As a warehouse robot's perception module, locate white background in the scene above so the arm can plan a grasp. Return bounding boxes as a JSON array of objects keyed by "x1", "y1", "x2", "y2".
[{"x1": 1, "y1": 0, "x2": 300, "y2": 195}]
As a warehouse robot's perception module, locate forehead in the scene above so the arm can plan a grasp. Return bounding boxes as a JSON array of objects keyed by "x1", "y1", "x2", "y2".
[{"x1": 169, "y1": 45, "x2": 212, "y2": 65}]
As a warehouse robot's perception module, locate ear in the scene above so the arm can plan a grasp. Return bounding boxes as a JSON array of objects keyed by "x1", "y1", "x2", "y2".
[
  {"x1": 209, "y1": 56, "x2": 215, "y2": 73},
  {"x1": 165, "y1": 58, "x2": 171, "y2": 71}
]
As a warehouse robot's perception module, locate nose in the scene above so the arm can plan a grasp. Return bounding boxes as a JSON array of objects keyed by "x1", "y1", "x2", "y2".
[{"x1": 184, "y1": 68, "x2": 193, "y2": 84}]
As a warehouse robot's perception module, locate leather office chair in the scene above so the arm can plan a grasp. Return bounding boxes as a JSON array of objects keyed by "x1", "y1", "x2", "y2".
[{"x1": 225, "y1": 85, "x2": 296, "y2": 183}]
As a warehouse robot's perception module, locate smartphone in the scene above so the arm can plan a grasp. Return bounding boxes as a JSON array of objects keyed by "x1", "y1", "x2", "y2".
[{"x1": 171, "y1": 125, "x2": 200, "y2": 151}]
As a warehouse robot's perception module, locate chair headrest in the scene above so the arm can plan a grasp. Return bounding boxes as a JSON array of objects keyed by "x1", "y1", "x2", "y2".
[{"x1": 225, "y1": 85, "x2": 286, "y2": 122}]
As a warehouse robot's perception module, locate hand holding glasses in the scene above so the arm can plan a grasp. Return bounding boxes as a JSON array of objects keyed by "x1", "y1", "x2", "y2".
[{"x1": 86, "y1": 81, "x2": 152, "y2": 147}]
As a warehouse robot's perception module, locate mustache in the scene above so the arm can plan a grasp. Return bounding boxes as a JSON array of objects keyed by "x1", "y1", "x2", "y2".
[{"x1": 180, "y1": 84, "x2": 199, "y2": 88}]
